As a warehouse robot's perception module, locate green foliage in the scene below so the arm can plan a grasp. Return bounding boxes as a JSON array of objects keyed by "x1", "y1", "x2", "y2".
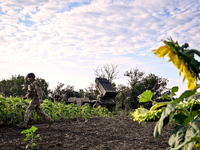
[
  {"x1": 129, "y1": 107, "x2": 165, "y2": 123},
  {"x1": 129, "y1": 99, "x2": 200, "y2": 125},
  {"x1": 0, "y1": 95, "x2": 112, "y2": 126},
  {"x1": 136, "y1": 85, "x2": 200, "y2": 150},
  {"x1": 167, "y1": 119, "x2": 200, "y2": 150},
  {"x1": 0, "y1": 75, "x2": 49, "y2": 99},
  {"x1": 0, "y1": 75, "x2": 26, "y2": 97},
  {"x1": 116, "y1": 68, "x2": 169, "y2": 110},
  {"x1": 49, "y1": 83, "x2": 75, "y2": 102},
  {"x1": 0, "y1": 95, "x2": 27, "y2": 125},
  {"x1": 115, "y1": 84, "x2": 130, "y2": 111},
  {"x1": 20, "y1": 125, "x2": 42, "y2": 149},
  {"x1": 139, "y1": 90, "x2": 153, "y2": 103},
  {"x1": 94, "y1": 105, "x2": 112, "y2": 118},
  {"x1": 154, "y1": 104, "x2": 176, "y2": 139},
  {"x1": 79, "y1": 89, "x2": 84, "y2": 98},
  {"x1": 84, "y1": 83, "x2": 99, "y2": 100}
]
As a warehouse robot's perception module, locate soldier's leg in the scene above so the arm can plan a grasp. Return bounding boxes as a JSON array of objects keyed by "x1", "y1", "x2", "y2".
[
  {"x1": 35, "y1": 104, "x2": 53, "y2": 123},
  {"x1": 35, "y1": 104, "x2": 54, "y2": 128},
  {"x1": 23, "y1": 105, "x2": 35, "y2": 124},
  {"x1": 17, "y1": 101, "x2": 36, "y2": 128}
]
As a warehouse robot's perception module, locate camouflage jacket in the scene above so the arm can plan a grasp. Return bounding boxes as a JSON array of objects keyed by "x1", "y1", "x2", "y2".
[{"x1": 25, "y1": 80, "x2": 43, "y2": 99}]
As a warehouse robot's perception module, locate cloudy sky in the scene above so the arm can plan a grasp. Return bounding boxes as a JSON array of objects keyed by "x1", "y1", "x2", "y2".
[{"x1": 1, "y1": 0, "x2": 200, "y2": 96}]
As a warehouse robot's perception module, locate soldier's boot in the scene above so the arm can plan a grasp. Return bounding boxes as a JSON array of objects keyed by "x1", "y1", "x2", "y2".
[
  {"x1": 46, "y1": 119, "x2": 54, "y2": 129},
  {"x1": 16, "y1": 115, "x2": 30, "y2": 129},
  {"x1": 16, "y1": 122, "x2": 28, "y2": 129}
]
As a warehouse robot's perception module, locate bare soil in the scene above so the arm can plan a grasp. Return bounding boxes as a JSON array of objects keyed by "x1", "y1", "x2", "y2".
[{"x1": 0, "y1": 116, "x2": 176, "y2": 150}]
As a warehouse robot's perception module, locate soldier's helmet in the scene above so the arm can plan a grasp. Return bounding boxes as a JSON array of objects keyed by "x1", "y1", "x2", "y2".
[{"x1": 27, "y1": 73, "x2": 35, "y2": 78}]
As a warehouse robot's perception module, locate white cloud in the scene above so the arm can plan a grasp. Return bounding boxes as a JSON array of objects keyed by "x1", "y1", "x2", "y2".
[
  {"x1": 0, "y1": 0, "x2": 199, "y2": 95},
  {"x1": 0, "y1": 15, "x2": 18, "y2": 25},
  {"x1": 1, "y1": 0, "x2": 199, "y2": 58}
]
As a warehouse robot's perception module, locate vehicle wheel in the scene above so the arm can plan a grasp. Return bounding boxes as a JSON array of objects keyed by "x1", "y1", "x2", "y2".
[
  {"x1": 93, "y1": 102, "x2": 101, "y2": 108},
  {"x1": 83, "y1": 103, "x2": 92, "y2": 107}
]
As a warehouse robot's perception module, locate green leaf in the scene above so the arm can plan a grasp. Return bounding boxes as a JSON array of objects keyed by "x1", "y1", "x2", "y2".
[
  {"x1": 154, "y1": 104, "x2": 176, "y2": 139},
  {"x1": 33, "y1": 143, "x2": 36, "y2": 146},
  {"x1": 168, "y1": 124, "x2": 187, "y2": 149},
  {"x1": 168, "y1": 119, "x2": 200, "y2": 150},
  {"x1": 21, "y1": 129, "x2": 31, "y2": 134},
  {"x1": 171, "y1": 90, "x2": 196, "y2": 105},
  {"x1": 38, "y1": 138, "x2": 43, "y2": 141},
  {"x1": 136, "y1": 107, "x2": 149, "y2": 114},
  {"x1": 35, "y1": 134, "x2": 40, "y2": 138},
  {"x1": 24, "y1": 137, "x2": 28, "y2": 142},
  {"x1": 192, "y1": 110, "x2": 200, "y2": 118},
  {"x1": 186, "y1": 135, "x2": 200, "y2": 144},
  {"x1": 171, "y1": 86, "x2": 179, "y2": 97},
  {"x1": 186, "y1": 92, "x2": 200, "y2": 101},
  {"x1": 139, "y1": 90, "x2": 153, "y2": 102},
  {"x1": 30, "y1": 125, "x2": 38, "y2": 133},
  {"x1": 26, "y1": 133, "x2": 31, "y2": 138},
  {"x1": 174, "y1": 112, "x2": 188, "y2": 124},
  {"x1": 161, "y1": 94, "x2": 171, "y2": 100}
]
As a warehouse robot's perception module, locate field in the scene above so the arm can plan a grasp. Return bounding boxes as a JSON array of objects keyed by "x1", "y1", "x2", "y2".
[
  {"x1": 0, "y1": 116, "x2": 176, "y2": 150},
  {"x1": 1, "y1": 95, "x2": 199, "y2": 150}
]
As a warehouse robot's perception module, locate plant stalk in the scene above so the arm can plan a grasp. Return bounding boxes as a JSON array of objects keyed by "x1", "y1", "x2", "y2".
[
  {"x1": 31, "y1": 131, "x2": 34, "y2": 148},
  {"x1": 185, "y1": 49, "x2": 200, "y2": 58},
  {"x1": 177, "y1": 104, "x2": 193, "y2": 121}
]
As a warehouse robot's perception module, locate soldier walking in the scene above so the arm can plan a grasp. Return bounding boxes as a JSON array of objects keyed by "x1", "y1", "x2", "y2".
[{"x1": 16, "y1": 73, "x2": 54, "y2": 129}]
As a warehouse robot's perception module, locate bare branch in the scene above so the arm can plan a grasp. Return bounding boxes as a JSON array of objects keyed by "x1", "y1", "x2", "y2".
[{"x1": 94, "y1": 63, "x2": 120, "y2": 83}]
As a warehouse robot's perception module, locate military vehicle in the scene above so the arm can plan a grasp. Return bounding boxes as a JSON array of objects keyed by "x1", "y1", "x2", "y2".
[{"x1": 54, "y1": 78, "x2": 117, "y2": 110}]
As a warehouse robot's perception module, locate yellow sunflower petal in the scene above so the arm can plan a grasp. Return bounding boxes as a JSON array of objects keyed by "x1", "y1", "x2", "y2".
[
  {"x1": 179, "y1": 62, "x2": 183, "y2": 76},
  {"x1": 186, "y1": 75, "x2": 196, "y2": 83},
  {"x1": 152, "y1": 50, "x2": 159, "y2": 56},
  {"x1": 158, "y1": 47, "x2": 170, "y2": 58},
  {"x1": 157, "y1": 46, "x2": 168, "y2": 52},
  {"x1": 167, "y1": 50, "x2": 176, "y2": 60},
  {"x1": 182, "y1": 64, "x2": 191, "y2": 78},
  {"x1": 182, "y1": 75, "x2": 186, "y2": 83},
  {"x1": 187, "y1": 81, "x2": 196, "y2": 90},
  {"x1": 173, "y1": 55, "x2": 182, "y2": 69},
  {"x1": 167, "y1": 51, "x2": 174, "y2": 62},
  {"x1": 152, "y1": 46, "x2": 168, "y2": 56}
]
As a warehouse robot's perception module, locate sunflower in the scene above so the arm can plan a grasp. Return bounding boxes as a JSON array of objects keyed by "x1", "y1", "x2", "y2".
[{"x1": 152, "y1": 38, "x2": 200, "y2": 90}]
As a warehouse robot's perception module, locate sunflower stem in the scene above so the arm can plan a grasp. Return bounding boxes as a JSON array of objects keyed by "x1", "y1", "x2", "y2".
[
  {"x1": 177, "y1": 104, "x2": 193, "y2": 121},
  {"x1": 184, "y1": 49, "x2": 200, "y2": 58}
]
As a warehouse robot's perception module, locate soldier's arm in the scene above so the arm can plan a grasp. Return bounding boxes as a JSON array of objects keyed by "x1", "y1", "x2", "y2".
[
  {"x1": 33, "y1": 81, "x2": 43, "y2": 99},
  {"x1": 25, "y1": 85, "x2": 32, "y2": 98}
]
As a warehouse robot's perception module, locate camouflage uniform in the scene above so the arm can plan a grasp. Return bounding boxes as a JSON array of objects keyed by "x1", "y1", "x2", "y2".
[{"x1": 16, "y1": 79, "x2": 53, "y2": 128}]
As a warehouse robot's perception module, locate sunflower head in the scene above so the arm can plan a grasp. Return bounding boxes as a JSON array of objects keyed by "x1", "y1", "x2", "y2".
[{"x1": 152, "y1": 38, "x2": 200, "y2": 90}]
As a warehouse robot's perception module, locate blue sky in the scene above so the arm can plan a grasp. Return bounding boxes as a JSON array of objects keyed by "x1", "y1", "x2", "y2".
[{"x1": 0, "y1": 0, "x2": 200, "y2": 97}]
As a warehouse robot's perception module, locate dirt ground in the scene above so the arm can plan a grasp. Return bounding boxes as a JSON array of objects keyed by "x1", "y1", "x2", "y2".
[{"x1": 0, "y1": 116, "x2": 176, "y2": 150}]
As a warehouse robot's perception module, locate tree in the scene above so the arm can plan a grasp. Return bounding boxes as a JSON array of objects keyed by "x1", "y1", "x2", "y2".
[
  {"x1": 48, "y1": 82, "x2": 74, "y2": 102},
  {"x1": 0, "y1": 75, "x2": 26, "y2": 97},
  {"x1": 94, "y1": 63, "x2": 120, "y2": 84},
  {"x1": 115, "y1": 84, "x2": 131, "y2": 111},
  {"x1": 35, "y1": 77, "x2": 50, "y2": 99},
  {"x1": 84, "y1": 83, "x2": 99, "y2": 100},
  {"x1": 10, "y1": 75, "x2": 26, "y2": 97},
  {"x1": 115, "y1": 68, "x2": 170, "y2": 110},
  {"x1": 81, "y1": 64, "x2": 120, "y2": 101},
  {"x1": 0, "y1": 74, "x2": 50, "y2": 99},
  {"x1": 0, "y1": 79, "x2": 12, "y2": 97}
]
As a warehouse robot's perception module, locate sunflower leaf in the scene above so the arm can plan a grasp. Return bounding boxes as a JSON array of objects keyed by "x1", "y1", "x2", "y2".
[
  {"x1": 171, "y1": 86, "x2": 179, "y2": 97},
  {"x1": 139, "y1": 90, "x2": 153, "y2": 102},
  {"x1": 154, "y1": 104, "x2": 176, "y2": 139}
]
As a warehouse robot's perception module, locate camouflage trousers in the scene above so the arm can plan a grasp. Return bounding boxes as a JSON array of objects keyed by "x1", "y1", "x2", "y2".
[{"x1": 22, "y1": 99, "x2": 52, "y2": 125}]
